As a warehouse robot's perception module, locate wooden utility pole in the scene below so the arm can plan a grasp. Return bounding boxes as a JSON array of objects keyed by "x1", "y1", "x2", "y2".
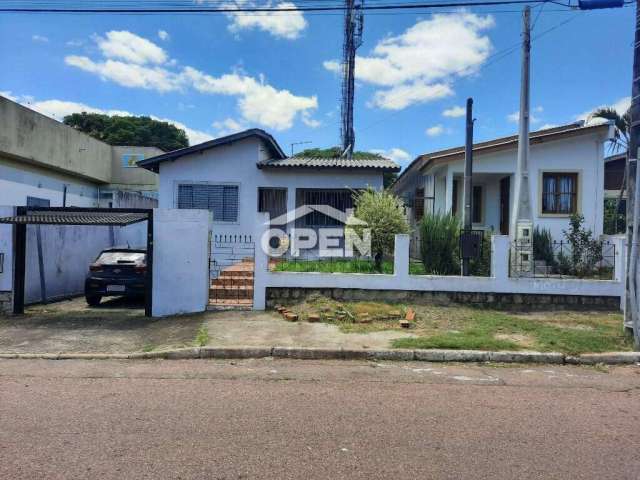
[{"x1": 462, "y1": 98, "x2": 474, "y2": 276}]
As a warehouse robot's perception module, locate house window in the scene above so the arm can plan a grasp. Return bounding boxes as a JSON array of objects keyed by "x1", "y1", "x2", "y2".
[
  {"x1": 26, "y1": 196, "x2": 50, "y2": 208},
  {"x1": 258, "y1": 188, "x2": 287, "y2": 221},
  {"x1": 473, "y1": 185, "x2": 482, "y2": 223},
  {"x1": 414, "y1": 187, "x2": 424, "y2": 221},
  {"x1": 177, "y1": 184, "x2": 239, "y2": 222},
  {"x1": 298, "y1": 189, "x2": 354, "y2": 227},
  {"x1": 542, "y1": 172, "x2": 578, "y2": 214}
]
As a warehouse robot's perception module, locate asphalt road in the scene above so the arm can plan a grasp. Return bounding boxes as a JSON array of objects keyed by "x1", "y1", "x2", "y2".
[{"x1": 1, "y1": 359, "x2": 639, "y2": 480}]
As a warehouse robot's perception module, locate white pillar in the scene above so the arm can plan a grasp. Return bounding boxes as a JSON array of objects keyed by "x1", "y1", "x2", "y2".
[
  {"x1": 444, "y1": 168, "x2": 454, "y2": 213},
  {"x1": 252, "y1": 212, "x2": 270, "y2": 310},
  {"x1": 394, "y1": 234, "x2": 410, "y2": 279},
  {"x1": 491, "y1": 234, "x2": 510, "y2": 280}
]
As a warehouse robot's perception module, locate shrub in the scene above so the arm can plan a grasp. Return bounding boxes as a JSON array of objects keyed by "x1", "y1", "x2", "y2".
[
  {"x1": 468, "y1": 229, "x2": 492, "y2": 277},
  {"x1": 351, "y1": 189, "x2": 410, "y2": 271},
  {"x1": 419, "y1": 213, "x2": 461, "y2": 275},
  {"x1": 562, "y1": 213, "x2": 603, "y2": 278},
  {"x1": 603, "y1": 198, "x2": 626, "y2": 235},
  {"x1": 533, "y1": 226, "x2": 556, "y2": 268}
]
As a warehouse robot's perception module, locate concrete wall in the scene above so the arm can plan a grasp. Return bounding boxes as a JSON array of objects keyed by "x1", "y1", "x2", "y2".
[
  {"x1": 152, "y1": 208, "x2": 210, "y2": 317},
  {"x1": 254, "y1": 234, "x2": 626, "y2": 311},
  {"x1": 0, "y1": 207, "x2": 14, "y2": 293},
  {"x1": 0, "y1": 96, "x2": 112, "y2": 183},
  {"x1": 0, "y1": 155, "x2": 99, "y2": 208},
  {"x1": 157, "y1": 136, "x2": 384, "y2": 238},
  {"x1": 110, "y1": 146, "x2": 161, "y2": 189},
  {"x1": 412, "y1": 130, "x2": 608, "y2": 240}
]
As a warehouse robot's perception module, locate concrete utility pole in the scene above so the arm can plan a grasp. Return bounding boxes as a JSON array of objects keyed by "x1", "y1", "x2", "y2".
[
  {"x1": 462, "y1": 97, "x2": 474, "y2": 276},
  {"x1": 510, "y1": 5, "x2": 534, "y2": 276},
  {"x1": 625, "y1": 0, "x2": 640, "y2": 345}
]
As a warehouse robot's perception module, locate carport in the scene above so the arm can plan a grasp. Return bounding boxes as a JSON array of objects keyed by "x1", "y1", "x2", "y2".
[{"x1": 0, "y1": 207, "x2": 154, "y2": 316}]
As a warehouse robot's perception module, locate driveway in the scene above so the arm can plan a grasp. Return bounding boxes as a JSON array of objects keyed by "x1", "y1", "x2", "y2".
[{"x1": 0, "y1": 297, "x2": 203, "y2": 353}]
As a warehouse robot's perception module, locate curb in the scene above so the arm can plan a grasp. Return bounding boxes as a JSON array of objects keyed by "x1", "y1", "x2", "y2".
[{"x1": 0, "y1": 347, "x2": 639, "y2": 365}]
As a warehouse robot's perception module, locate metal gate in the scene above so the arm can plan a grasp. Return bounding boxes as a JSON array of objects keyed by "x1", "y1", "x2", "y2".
[{"x1": 209, "y1": 233, "x2": 255, "y2": 307}]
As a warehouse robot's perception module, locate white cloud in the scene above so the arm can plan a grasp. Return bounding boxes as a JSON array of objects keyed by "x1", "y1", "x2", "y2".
[
  {"x1": 183, "y1": 67, "x2": 317, "y2": 130},
  {"x1": 323, "y1": 60, "x2": 341, "y2": 73},
  {"x1": 7, "y1": 94, "x2": 211, "y2": 145},
  {"x1": 32, "y1": 35, "x2": 49, "y2": 43},
  {"x1": 158, "y1": 30, "x2": 170, "y2": 41},
  {"x1": 65, "y1": 30, "x2": 317, "y2": 131},
  {"x1": 325, "y1": 12, "x2": 494, "y2": 110},
  {"x1": 224, "y1": 1, "x2": 307, "y2": 39},
  {"x1": 507, "y1": 106, "x2": 543, "y2": 124},
  {"x1": 65, "y1": 56, "x2": 183, "y2": 92},
  {"x1": 442, "y1": 105, "x2": 466, "y2": 118},
  {"x1": 426, "y1": 125, "x2": 445, "y2": 137},
  {"x1": 66, "y1": 39, "x2": 84, "y2": 47},
  {"x1": 577, "y1": 96, "x2": 631, "y2": 125},
  {"x1": 0, "y1": 91, "x2": 19, "y2": 102},
  {"x1": 212, "y1": 117, "x2": 246, "y2": 136},
  {"x1": 370, "y1": 147, "x2": 411, "y2": 167},
  {"x1": 96, "y1": 30, "x2": 168, "y2": 65}
]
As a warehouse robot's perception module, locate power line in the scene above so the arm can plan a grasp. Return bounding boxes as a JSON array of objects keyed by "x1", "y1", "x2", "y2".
[{"x1": 0, "y1": 0, "x2": 573, "y2": 14}]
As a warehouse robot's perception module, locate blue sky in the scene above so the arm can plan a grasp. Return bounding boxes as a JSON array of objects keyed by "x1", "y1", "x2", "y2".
[{"x1": 0, "y1": 4, "x2": 633, "y2": 168}]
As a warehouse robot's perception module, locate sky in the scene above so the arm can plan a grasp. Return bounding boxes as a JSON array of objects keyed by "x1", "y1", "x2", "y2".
[{"x1": 0, "y1": 3, "x2": 634, "y2": 169}]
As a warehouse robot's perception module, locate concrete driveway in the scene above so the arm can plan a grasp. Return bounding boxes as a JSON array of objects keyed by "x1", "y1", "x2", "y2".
[{"x1": 0, "y1": 297, "x2": 203, "y2": 353}]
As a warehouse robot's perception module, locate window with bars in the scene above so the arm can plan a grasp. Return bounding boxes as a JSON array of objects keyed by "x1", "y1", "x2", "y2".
[
  {"x1": 258, "y1": 188, "x2": 287, "y2": 222},
  {"x1": 542, "y1": 172, "x2": 578, "y2": 214},
  {"x1": 414, "y1": 187, "x2": 424, "y2": 221},
  {"x1": 297, "y1": 189, "x2": 354, "y2": 227},
  {"x1": 177, "y1": 184, "x2": 239, "y2": 222}
]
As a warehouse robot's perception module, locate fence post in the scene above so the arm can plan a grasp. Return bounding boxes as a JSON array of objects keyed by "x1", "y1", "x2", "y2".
[
  {"x1": 252, "y1": 212, "x2": 270, "y2": 310},
  {"x1": 393, "y1": 234, "x2": 410, "y2": 279},
  {"x1": 613, "y1": 235, "x2": 627, "y2": 283},
  {"x1": 491, "y1": 235, "x2": 510, "y2": 280}
]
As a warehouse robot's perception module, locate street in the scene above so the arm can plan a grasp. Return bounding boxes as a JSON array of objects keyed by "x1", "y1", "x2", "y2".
[{"x1": 1, "y1": 359, "x2": 639, "y2": 479}]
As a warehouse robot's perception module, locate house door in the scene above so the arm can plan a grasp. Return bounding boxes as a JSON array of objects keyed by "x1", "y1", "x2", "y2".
[{"x1": 499, "y1": 176, "x2": 510, "y2": 235}]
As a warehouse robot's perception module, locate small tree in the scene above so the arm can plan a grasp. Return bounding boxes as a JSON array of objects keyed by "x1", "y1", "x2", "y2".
[
  {"x1": 562, "y1": 213, "x2": 602, "y2": 277},
  {"x1": 351, "y1": 189, "x2": 410, "y2": 271}
]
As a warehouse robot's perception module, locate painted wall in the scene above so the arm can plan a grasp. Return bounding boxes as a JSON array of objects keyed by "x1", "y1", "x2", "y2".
[
  {"x1": 152, "y1": 208, "x2": 210, "y2": 317},
  {"x1": 0, "y1": 206, "x2": 14, "y2": 293},
  {"x1": 157, "y1": 136, "x2": 384, "y2": 237},
  {"x1": 0, "y1": 96, "x2": 112, "y2": 183},
  {"x1": 110, "y1": 146, "x2": 162, "y2": 189},
  {"x1": 418, "y1": 131, "x2": 607, "y2": 240},
  {"x1": 254, "y1": 234, "x2": 626, "y2": 311}
]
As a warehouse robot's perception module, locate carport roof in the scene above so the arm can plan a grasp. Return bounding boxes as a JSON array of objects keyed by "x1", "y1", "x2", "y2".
[{"x1": 0, "y1": 208, "x2": 150, "y2": 226}]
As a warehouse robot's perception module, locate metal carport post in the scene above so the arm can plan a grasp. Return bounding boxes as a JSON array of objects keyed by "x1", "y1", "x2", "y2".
[{"x1": 0, "y1": 207, "x2": 154, "y2": 317}]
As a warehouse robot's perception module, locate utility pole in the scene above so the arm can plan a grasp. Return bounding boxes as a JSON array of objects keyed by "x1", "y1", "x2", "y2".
[
  {"x1": 462, "y1": 97, "x2": 474, "y2": 276},
  {"x1": 625, "y1": 0, "x2": 640, "y2": 346},
  {"x1": 510, "y1": 5, "x2": 534, "y2": 276}
]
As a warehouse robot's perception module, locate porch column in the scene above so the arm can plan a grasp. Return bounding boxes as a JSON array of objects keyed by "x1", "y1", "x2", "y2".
[{"x1": 444, "y1": 168, "x2": 454, "y2": 213}]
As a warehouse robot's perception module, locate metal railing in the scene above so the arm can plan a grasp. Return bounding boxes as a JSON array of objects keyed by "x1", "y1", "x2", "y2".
[{"x1": 510, "y1": 240, "x2": 616, "y2": 280}]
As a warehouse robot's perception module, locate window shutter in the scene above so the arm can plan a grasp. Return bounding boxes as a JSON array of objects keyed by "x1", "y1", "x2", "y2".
[
  {"x1": 223, "y1": 186, "x2": 239, "y2": 222},
  {"x1": 177, "y1": 184, "x2": 238, "y2": 222}
]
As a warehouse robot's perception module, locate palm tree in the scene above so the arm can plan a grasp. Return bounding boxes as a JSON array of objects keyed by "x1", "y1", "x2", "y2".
[{"x1": 587, "y1": 106, "x2": 630, "y2": 234}]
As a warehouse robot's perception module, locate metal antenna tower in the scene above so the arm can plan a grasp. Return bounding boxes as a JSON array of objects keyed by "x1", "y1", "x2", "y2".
[{"x1": 340, "y1": 0, "x2": 364, "y2": 159}]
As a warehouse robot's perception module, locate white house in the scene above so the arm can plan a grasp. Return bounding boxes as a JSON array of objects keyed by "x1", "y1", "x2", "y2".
[
  {"x1": 392, "y1": 122, "x2": 614, "y2": 243},
  {"x1": 139, "y1": 129, "x2": 399, "y2": 240}
]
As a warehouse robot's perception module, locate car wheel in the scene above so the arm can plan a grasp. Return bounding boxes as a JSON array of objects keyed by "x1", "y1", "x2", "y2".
[{"x1": 86, "y1": 294, "x2": 102, "y2": 307}]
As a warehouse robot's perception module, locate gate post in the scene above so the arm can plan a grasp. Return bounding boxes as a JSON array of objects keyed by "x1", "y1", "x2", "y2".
[{"x1": 253, "y1": 212, "x2": 270, "y2": 310}]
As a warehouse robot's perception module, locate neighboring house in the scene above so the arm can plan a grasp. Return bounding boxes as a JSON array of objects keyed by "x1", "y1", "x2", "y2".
[
  {"x1": 138, "y1": 129, "x2": 399, "y2": 247},
  {"x1": 604, "y1": 152, "x2": 626, "y2": 199},
  {"x1": 392, "y1": 122, "x2": 614, "y2": 247},
  {"x1": 0, "y1": 95, "x2": 161, "y2": 208},
  {"x1": 0, "y1": 95, "x2": 162, "y2": 304}
]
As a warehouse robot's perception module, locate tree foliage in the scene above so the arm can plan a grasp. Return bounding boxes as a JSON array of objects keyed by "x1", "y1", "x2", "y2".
[
  {"x1": 587, "y1": 107, "x2": 630, "y2": 154},
  {"x1": 294, "y1": 147, "x2": 385, "y2": 160},
  {"x1": 63, "y1": 112, "x2": 189, "y2": 151},
  {"x1": 350, "y1": 188, "x2": 410, "y2": 271}
]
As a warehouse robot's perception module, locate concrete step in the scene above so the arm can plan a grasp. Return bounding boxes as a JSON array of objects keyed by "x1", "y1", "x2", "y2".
[
  {"x1": 212, "y1": 276, "x2": 254, "y2": 287},
  {"x1": 219, "y1": 269, "x2": 254, "y2": 278},
  {"x1": 210, "y1": 285, "x2": 254, "y2": 300}
]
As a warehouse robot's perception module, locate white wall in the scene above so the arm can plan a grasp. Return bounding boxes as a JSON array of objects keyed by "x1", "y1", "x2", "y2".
[
  {"x1": 423, "y1": 131, "x2": 607, "y2": 240},
  {"x1": 157, "y1": 136, "x2": 384, "y2": 238},
  {"x1": 152, "y1": 208, "x2": 210, "y2": 317},
  {"x1": 0, "y1": 156, "x2": 99, "y2": 208},
  {"x1": 0, "y1": 206, "x2": 14, "y2": 293}
]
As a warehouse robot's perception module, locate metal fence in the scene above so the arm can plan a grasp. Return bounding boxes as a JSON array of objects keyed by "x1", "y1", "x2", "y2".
[
  {"x1": 209, "y1": 233, "x2": 255, "y2": 306},
  {"x1": 510, "y1": 240, "x2": 616, "y2": 280}
]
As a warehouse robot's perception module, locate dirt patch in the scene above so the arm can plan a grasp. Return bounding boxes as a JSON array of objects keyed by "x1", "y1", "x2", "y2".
[{"x1": 494, "y1": 333, "x2": 536, "y2": 348}]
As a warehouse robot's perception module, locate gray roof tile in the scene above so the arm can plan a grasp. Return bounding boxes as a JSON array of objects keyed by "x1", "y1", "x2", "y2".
[{"x1": 258, "y1": 156, "x2": 400, "y2": 171}]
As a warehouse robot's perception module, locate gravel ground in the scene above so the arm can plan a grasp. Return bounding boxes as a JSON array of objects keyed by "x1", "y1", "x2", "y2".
[{"x1": 1, "y1": 358, "x2": 639, "y2": 479}]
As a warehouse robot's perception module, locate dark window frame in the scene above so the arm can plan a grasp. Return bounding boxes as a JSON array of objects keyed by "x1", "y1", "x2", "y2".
[
  {"x1": 472, "y1": 185, "x2": 483, "y2": 224},
  {"x1": 541, "y1": 172, "x2": 578, "y2": 215},
  {"x1": 297, "y1": 188, "x2": 356, "y2": 227},
  {"x1": 258, "y1": 187, "x2": 288, "y2": 221}
]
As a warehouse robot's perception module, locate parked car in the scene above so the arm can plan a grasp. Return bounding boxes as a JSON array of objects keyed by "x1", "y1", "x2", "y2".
[{"x1": 84, "y1": 247, "x2": 147, "y2": 306}]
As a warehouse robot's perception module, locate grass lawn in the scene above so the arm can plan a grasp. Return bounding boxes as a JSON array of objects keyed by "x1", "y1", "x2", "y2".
[
  {"x1": 283, "y1": 295, "x2": 633, "y2": 355},
  {"x1": 273, "y1": 258, "x2": 427, "y2": 275}
]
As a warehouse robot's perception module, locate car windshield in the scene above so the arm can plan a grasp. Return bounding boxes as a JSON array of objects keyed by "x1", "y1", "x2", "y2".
[{"x1": 97, "y1": 251, "x2": 146, "y2": 265}]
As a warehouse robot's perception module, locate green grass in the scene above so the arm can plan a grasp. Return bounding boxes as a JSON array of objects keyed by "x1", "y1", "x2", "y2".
[
  {"x1": 392, "y1": 310, "x2": 633, "y2": 355},
  {"x1": 273, "y1": 259, "x2": 427, "y2": 275},
  {"x1": 195, "y1": 324, "x2": 209, "y2": 347},
  {"x1": 142, "y1": 343, "x2": 155, "y2": 353}
]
